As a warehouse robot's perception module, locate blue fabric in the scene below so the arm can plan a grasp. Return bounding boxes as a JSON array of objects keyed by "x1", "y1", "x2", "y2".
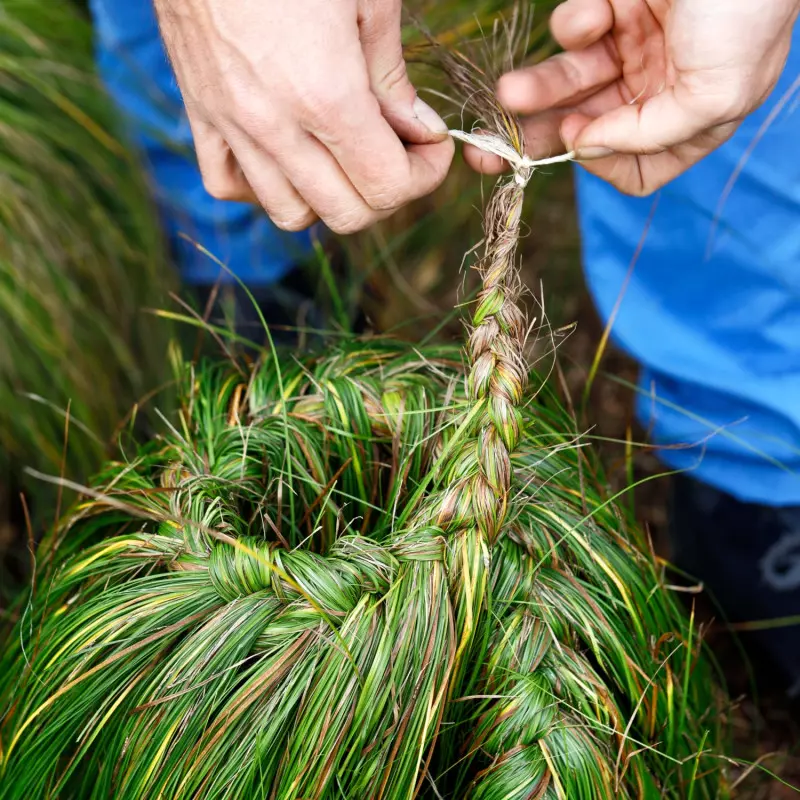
[
  {"x1": 88, "y1": 0, "x2": 316, "y2": 285},
  {"x1": 576, "y1": 27, "x2": 800, "y2": 505}
]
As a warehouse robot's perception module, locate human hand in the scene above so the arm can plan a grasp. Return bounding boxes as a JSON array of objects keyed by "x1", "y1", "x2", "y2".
[
  {"x1": 464, "y1": 0, "x2": 800, "y2": 195},
  {"x1": 153, "y1": 0, "x2": 454, "y2": 234}
]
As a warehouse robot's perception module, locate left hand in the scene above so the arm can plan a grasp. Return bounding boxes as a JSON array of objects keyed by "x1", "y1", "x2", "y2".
[{"x1": 464, "y1": 0, "x2": 800, "y2": 195}]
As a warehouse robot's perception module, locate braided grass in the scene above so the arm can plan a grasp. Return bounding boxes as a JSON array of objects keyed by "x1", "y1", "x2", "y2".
[
  {"x1": 0, "y1": 326, "x2": 726, "y2": 797},
  {"x1": 0, "y1": 7, "x2": 726, "y2": 799}
]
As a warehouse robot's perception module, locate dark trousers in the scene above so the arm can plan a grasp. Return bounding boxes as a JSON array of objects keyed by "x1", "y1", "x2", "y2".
[{"x1": 670, "y1": 473, "x2": 800, "y2": 695}]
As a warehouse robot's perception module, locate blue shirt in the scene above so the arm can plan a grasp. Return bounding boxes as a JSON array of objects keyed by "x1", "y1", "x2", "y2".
[
  {"x1": 89, "y1": 0, "x2": 316, "y2": 285},
  {"x1": 576, "y1": 28, "x2": 800, "y2": 505}
]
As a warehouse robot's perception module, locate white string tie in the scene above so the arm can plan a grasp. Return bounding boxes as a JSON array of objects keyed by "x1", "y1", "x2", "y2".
[{"x1": 449, "y1": 130, "x2": 575, "y2": 188}]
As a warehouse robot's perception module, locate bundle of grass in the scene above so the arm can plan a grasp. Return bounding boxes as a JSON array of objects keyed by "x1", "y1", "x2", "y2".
[
  {"x1": 0, "y1": 0, "x2": 172, "y2": 523},
  {"x1": 0, "y1": 9, "x2": 727, "y2": 799}
]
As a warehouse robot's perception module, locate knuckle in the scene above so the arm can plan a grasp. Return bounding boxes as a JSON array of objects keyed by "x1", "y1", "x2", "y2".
[
  {"x1": 235, "y1": 109, "x2": 277, "y2": 141},
  {"x1": 363, "y1": 182, "x2": 407, "y2": 212},
  {"x1": 559, "y1": 53, "x2": 590, "y2": 93},
  {"x1": 194, "y1": 84, "x2": 225, "y2": 118},
  {"x1": 295, "y1": 86, "x2": 353, "y2": 132},
  {"x1": 624, "y1": 183, "x2": 651, "y2": 199},
  {"x1": 685, "y1": 78, "x2": 749, "y2": 124},
  {"x1": 225, "y1": 90, "x2": 277, "y2": 138},
  {"x1": 358, "y1": 0, "x2": 401, "y2": 43},
  {"x1": 377, "y1": 57, "x2": 412, "y2": 98},
  {"x1": 625, "y1": 171, "x2": 656, "y2": 198}
]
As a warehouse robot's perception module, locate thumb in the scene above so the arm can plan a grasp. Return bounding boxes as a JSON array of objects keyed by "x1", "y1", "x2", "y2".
[
  {"x1": 358, "y1": 0, "x2": 449, "y2": 144},
  {"x1": 571, "y1": 86, "x2": 736, "y2": 157}
]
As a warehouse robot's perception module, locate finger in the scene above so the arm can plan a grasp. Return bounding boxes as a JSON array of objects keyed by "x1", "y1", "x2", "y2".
[
  {"x1": 571, "y1": 147, "x2": 700, "y2": 196},
  {"x1": 358, "y1": 0, "x2": 449, "y2": 144},
  {"x1": 308, "y1": 87, "x2": 454, "y2": 214},
  {"x1": 572, "y1": 80, "x2": 628, "y2": 119},
  {"x1": 573, "y1": 153, "x2": 652, "y2": 195},
  {"x1": 572, "y1": 87, "x2": 743, "y2": 156},
  {"x1": 268, "y1": 127, "x2": 395, "y2": 234},
  {"x1": 497, "y1": 41, "x2": 620, "y2": 116},
  {"x1": 462, "y1": 146, "x2": 507, "y2": 176},
  {"x1": 189, "y1": 114, "x2": 257, "y2": 203},
  {"x1": 560, "y1": 112, "x2": 595, "y2": 152},
  {"x1": 563, "y1": 112, "x2": 651, "y2": 193},
  {"x1": 550, "y1": 0, "x2": 614, "y2": 50},
  {"x1": 478, "y1": 82, "x2": 625, "y2": 177},
  {"x1": 521, "y1": 111, "x2": 574, "y2": 158},
  {"x1": 562, "y1": 112, "x2": 737, "y2": 195},
  {"x1": 227, "y1": 134, "x2": 318, "y2": 232}
]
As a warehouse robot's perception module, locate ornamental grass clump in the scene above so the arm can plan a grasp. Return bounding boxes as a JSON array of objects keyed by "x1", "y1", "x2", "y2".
[
  {"x1": 0, "y1": 10, "x2": 727, "y2": 799},
  {"x1": 0, "y1": 0, "x2": 171, "y2": 514}
]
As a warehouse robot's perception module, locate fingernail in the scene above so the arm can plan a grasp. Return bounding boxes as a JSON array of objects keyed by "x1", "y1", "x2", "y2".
[
  {"x1": 413, "y1": 97, "x2": 449, "y2": 135},
  {"x1": 576, "y1": 146, "x2": 614, "y2": 161}
]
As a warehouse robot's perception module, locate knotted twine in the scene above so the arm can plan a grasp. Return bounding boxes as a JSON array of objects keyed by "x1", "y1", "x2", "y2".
[{"x1": 448, "y1": 129, "x2": 575, "y2": 187}]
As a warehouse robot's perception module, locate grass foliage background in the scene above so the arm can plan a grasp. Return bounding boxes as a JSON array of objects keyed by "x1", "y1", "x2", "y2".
[{"x1": 0, "y1": 0, "x2": 173, "y2": 531}]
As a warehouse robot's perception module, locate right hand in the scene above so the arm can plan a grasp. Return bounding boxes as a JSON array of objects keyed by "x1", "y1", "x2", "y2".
[{"x1": 154, "y1": 0, "x2": 454, "y2": 234}]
